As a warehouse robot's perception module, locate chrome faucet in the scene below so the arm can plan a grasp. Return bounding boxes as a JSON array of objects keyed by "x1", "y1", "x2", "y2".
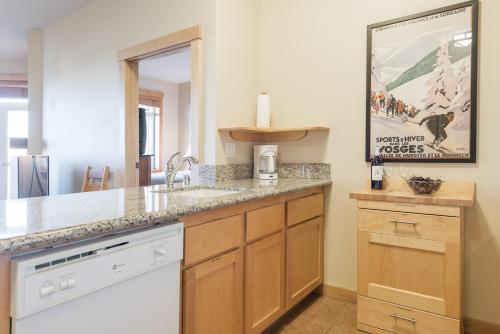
[{"x1": 165, "y1": 152, "x2": 198, "y2": 190}]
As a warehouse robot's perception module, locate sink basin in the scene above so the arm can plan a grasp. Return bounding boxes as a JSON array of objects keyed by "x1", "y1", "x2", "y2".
[{"x1": 170, "y1": 188, "x2": 242, "y2": 198}]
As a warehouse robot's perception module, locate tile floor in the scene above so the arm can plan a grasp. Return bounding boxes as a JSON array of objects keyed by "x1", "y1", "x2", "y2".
[{"x1": 264, "y1": 294, "x2": 360, "y2": 334}]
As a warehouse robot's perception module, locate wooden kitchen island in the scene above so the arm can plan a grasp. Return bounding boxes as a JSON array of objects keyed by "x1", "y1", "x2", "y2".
[{"x1": 350, "y1": 181, "x2": 475, "y2": 334}]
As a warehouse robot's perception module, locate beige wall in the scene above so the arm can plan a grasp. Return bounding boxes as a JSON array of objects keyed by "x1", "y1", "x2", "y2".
[
  {"x1": 139, "y1": 76, "x2": 180, "y2": 165},
  {"x1": 178, "y1": 82, "x2": 191, "y2": 156},
  {"x1": 42, "y1": 0, "x2": 216, "y2": 193},
  {"x1": 215, "y1": 0, "x2": 260, "y2": 164},
  {"x1": 259, "y1": 0, "x2": 500, "y2": 324},
  {"x1": 0, "y1": 58, "x2": 26, "y2": 74},
  {"x1": 27, "y1": 30, "x2": 44, "y2": 155}
]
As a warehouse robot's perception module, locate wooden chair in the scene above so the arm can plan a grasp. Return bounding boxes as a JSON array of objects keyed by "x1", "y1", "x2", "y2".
[{"x1": 81, "y1": 166, "x2": 110, "y2": 192}]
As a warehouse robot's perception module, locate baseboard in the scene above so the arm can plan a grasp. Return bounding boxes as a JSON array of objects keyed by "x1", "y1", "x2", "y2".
[
  {"x1": 320, "y1": 284, "x2": 500, "y2": 334},
  {"x1": 319, "y1": 284, "x2": 357, "y2": 304},
  {"x1": 464, "y1": 316, "x2": 500, "y2": 334}
]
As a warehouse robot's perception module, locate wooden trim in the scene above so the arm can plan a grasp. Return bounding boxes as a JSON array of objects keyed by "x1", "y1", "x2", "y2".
[
  {"x1": 190, "y1": 38, "x2": 204, "y2": 161},
  {"x1": 139, "y1": 89, "x2": 164, "y2": 169},
  {"x1": 139, "y1": 88, "x2": 164, "y2": 99},
  {"x1": 117, "y1": 25, "x2": 202, "y2": 61},
  {"x1": 0, "y1": 254, "x2": 10, "y2": 334},
  {"x1": 464, "y1": 317, "x2": 500, "y2": 334},
  {"x1": 120, "y1": 60, "x2": 139, "y2": 187},
  {"x1": 121, "y1": 27, "x2": 204, "y2": 187},
  {"x1": 319, "y1": 284, "x2": 357, "y2": 304}
]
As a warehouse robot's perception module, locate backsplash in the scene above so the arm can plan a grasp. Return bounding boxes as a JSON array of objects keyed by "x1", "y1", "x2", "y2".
[
  {"x1": 278, "y1": 163, "x2": 331, "y2": 179},
  {"x1": 192, "y1": 163, "x2": 330, "y2": 184}
]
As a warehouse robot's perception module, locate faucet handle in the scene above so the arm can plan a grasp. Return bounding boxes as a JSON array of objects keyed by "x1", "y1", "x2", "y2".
[{"x1": 166, "y1": 152, "x2": 182, "y2": 171}]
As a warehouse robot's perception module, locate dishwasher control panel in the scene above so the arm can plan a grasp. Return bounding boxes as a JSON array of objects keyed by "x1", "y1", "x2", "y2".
[{"x1": 11, "y1": 223, "x2": 183, "y2": 319}]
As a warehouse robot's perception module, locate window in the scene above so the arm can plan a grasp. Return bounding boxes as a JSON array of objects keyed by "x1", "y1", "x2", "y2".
[
  {"x1": 8, "y1": 110, "x2": 28, "y2": 157},
  {"x1": 139, "y1": 89, "x2": 164, "y2": 170}
]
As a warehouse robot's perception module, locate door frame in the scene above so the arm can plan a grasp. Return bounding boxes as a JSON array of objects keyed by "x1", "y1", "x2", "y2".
[{"x1": 118, "y1": 25, "x2": 203, "y2": 188}]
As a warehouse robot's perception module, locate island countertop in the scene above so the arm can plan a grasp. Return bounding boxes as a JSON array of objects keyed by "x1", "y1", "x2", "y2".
[
  {"x1": 349, "y1": 180, "x2": 475, "y2": 207},
  {"x1": 0, "y1": 178, "x2": 331, "y2": 255}
]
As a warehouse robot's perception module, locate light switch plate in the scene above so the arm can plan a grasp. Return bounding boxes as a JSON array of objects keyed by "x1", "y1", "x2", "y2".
[{"x1": 225, "y1": 143, "x2": 236, "y2": 158}]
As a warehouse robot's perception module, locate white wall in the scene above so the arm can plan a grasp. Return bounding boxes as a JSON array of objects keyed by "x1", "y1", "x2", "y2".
[
  {"x1": 27, "y1": 30, "x2": 44, "y2": 155},
  {"x1": 42, "y1": 0, "x2": 216, "y2": 194},
  {"x1": 0, "y1": 58, "x2": 26, "y2": 74},
  {"x1": 259, "y1": 0, "x2": 500, "y2": 324},
  {"x1": 178, "y1": 82, "x2": 191, "y2": 156},
  {"x1": 0, "y1": 110, "x2": 7, "y2": 200},
  {"x1": 139, "y1": 76, "x2": 179, "y2": 165}
]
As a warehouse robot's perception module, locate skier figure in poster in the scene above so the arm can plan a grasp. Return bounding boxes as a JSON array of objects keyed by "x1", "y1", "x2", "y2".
[
  {"x1": 386, "y1": 94, "x2": 396, "y2": 117},
  {"x1": 378, "y1": 90, "x2": 385, "y2": 108},
  {"x1": 419, "y1": 111, "x2": 455, "y2": 150}
]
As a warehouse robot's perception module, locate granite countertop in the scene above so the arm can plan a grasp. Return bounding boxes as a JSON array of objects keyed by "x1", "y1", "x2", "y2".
[{"x1": 0, "y1": 178, "x2": 331, "y2": 255}]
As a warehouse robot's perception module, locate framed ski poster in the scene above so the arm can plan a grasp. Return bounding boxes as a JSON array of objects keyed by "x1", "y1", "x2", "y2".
[{"x1": 366, "y1": 1, "x2": 478, "y2": 163}]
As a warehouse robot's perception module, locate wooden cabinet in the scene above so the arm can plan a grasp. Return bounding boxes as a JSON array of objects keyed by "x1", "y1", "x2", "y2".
[
  {"x1": 286, "y1": 193, "x2": 324, "y2": 227},
  {"x1": 246, "y1": 204, "x2": 284, "y2": 242},
  {"x1": 285, "y1": 216, "x2": 323, "y2": 309},
  {"x1": 245, "y1": 232, "x2": 285, "y2": 334},
  {"x1": 358, "y1": 295, "x2": 460, "y2": 334},
  {"x1": 181, "y1": 187, "x2": 326, "y2": 334},
  {"x1": 184, "y1": 215, "x2": 243, "y2": 266},
  {"x1": 183, "y1": 249, "x2": 243, "y2": 334},
  {"x1": 351, "y1": 183, "x2": 474, "y2": 334},
  {"x1": 358, "y1": 230, "x2": 461, "y2": 318}
]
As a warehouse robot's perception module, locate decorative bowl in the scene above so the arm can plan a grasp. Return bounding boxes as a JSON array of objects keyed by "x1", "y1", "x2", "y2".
[{"x1": 404, "y1": 176, "x2": 443, "y2": 195}]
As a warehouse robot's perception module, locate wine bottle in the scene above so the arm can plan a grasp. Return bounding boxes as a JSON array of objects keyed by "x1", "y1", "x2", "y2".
[{"x1": 371, "y1": 146, "x2": 384, "y2": 190}]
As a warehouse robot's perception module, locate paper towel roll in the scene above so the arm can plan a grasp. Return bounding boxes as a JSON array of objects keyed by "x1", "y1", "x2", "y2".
[{"x1": 256, "y1": 92, "x2": 271, "y2": 128}]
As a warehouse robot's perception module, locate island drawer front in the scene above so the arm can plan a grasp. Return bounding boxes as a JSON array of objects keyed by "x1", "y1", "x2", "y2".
[
  {"x1": 246, "y1": 204, "x2": 284, "y2": 242},
  {"x1": 184, "y1": 214, "x2": 243, "y2": 266},
  {"x1": 286, "y1": 193, "x2": 324, "y2": 226},
  {"x1": 358, "y1": 295, "x2": 460, "y2": 334},
  {"x1": 358, "y1": 230, "x2": 461, "y2": 319},
  {"x1": 357, "y1": 209, "x2": 460, "y2": 243},
  {"x1": 357, "y1": 200, "x2": 461, "y2": 217}
]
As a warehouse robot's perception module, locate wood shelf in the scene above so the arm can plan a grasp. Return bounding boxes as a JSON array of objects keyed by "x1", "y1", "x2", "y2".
[{"x1": 218, "y1": 126, "x2": 330, "y2": 142}]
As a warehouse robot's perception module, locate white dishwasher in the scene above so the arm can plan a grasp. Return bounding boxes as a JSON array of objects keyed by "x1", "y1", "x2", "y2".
[{"x1": 10, "y1": 223, "x2": 183, "y2": 334}]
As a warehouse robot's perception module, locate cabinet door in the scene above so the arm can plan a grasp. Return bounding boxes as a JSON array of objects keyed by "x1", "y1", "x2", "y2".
[
  {"x1": 285, "y1": 217, "x2": 323, "y2": 309},
  {"x1": 183, "y1": 249, "x2": 243, "y2": 334},
  {"x1": 245, "y1": 232, "x2": 285, "y2": 334},
  {"x1": 358, "y1": 231, "x2": 461, "y2": 319}
]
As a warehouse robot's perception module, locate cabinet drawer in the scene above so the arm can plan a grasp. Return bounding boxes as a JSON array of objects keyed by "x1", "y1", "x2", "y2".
[
  {"x1": 246, "y1": 204, "x2": 284, "y2": 242},
  {"x1": 358, "y1": 231, "x2": 461, "y2": 318},
  {"x1": 357, "y1": 200, "x2": 461, "y2": 217},
  {"x1": 286, "y1": 193, "x2": 324, "y2": 226},
  {"x1": 358, "y1": 295, "x2": 460, "y2": 334},
  {"x1": 358, "y1": 209, "x2": 460, "y2": 243},
  {"x1": 185, "y1": 215, "x2": 243, "y2": 266}
]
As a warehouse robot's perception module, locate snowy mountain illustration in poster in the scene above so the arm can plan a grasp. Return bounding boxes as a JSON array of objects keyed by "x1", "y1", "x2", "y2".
[{"x1": 367, "y1": 3, "x2": 476, "y2": 162}]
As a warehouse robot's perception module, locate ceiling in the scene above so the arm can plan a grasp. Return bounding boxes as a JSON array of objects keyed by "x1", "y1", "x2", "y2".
[
  {"x1": 0, "y1": 0, "x2": 94, "y2": 59},
  {"x1": 139, "y1": 49, "x2": 191, "y2": 84}
]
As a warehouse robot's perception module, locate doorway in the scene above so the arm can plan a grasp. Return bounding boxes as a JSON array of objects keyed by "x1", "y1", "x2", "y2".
[
  {"x1": 118, "y1": 25, "x2": 203, "y2": 188},
  {"x1": 138, "y1": 48, "x2": 193, "y2": 186}
]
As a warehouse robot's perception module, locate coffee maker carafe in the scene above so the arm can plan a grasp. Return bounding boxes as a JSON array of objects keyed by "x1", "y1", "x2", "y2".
[{"x1": 253, "y1": 145, "x2": 278, "y2": 180}]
